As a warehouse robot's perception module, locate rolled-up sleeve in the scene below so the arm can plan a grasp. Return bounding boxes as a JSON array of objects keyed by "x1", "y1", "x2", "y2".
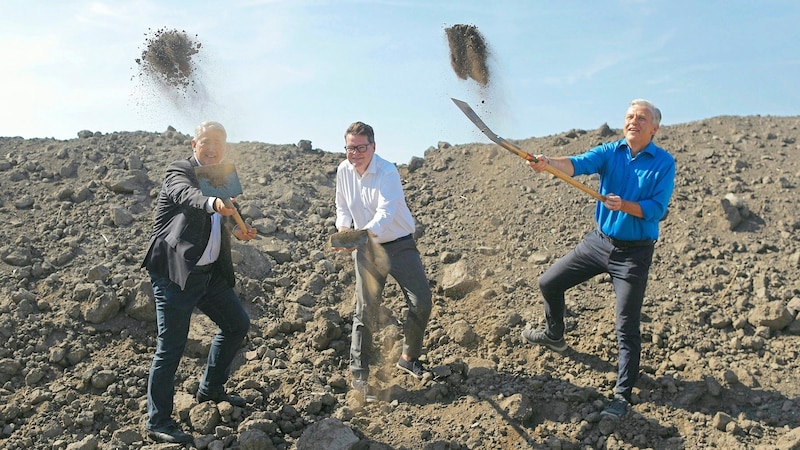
[
  {"x1": 638, "y1": 159, "x2": 675, "y2": 221},
  {"x1": 335, "y1": 162, "x2": 354, "y2": 230}
]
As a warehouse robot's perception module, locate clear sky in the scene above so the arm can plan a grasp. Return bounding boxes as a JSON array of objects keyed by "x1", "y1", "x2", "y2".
[{"x1": 2, "y1": 1, "x2": 799, "y2": 164}]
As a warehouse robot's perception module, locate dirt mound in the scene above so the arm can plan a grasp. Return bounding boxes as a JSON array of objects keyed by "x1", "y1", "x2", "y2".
[
  {"x1": 445, "y1": 24, "x2": 491, "y2": 86},
  {"x1": 1, "y1": 115, "x2": 800, "y2": 449},
  {"x1": 135, "y1": 27, "x2": 202, "y2": 92}
]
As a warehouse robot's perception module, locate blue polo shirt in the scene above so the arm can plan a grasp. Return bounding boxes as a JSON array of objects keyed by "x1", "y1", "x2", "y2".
[{"x1": 570, "y1": 138, "x2": 675, "y2": 241}]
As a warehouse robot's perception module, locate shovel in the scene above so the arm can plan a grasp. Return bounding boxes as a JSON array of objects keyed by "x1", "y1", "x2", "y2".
[
  {"x1": 194, "y1": 163, "x2": 248, "y2": 232},
  {"x1": 451, "y1": 98, "x2": 606, "y2": 202},
  {"x1": 329, "y1": 229, "x2": 369, "y2": 249}
]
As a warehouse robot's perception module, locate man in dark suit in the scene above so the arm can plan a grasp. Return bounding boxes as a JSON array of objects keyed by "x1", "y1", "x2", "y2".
[{"x1": 141, "y1": 121, "x2": 257, "y2": 444}]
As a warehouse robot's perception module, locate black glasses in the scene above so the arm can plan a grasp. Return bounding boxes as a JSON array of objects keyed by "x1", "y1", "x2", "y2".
[{"x1": 344, "y1": 144, "x2": 371, "y2": 153}]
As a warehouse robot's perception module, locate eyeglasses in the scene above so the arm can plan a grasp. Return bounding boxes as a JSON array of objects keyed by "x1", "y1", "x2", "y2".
[{"x1": 344, "y1": 144, "x2": 371, "y2": 154}]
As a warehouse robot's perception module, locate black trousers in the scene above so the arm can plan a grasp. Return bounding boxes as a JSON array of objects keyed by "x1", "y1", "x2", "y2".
[{"x1": 538, "y1": 229, "x2": 654, "y2": 401}]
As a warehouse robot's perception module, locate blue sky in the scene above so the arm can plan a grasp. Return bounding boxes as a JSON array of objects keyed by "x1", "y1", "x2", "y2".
[{"x1": 2, "y1": 1, "x2": 799, "y2": 164}]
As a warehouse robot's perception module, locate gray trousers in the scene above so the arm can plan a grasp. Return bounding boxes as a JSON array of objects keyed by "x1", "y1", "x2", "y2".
[{"x1": 350, "y1": 236, "x2": 432, "y2": 378}]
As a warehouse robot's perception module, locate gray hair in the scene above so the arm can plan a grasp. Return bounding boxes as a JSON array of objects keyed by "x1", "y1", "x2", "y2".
[
  {"x1": 194, "y1": 121, "x2": 227, "y2": 140},
  {"x1": 629, "y1": 99, "x2": 661, "y2": 126}
]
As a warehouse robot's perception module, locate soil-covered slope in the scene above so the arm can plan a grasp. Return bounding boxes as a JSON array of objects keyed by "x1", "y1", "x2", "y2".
[{"x1": 1, "y1": 115, "x2": 799, "y2": 450}]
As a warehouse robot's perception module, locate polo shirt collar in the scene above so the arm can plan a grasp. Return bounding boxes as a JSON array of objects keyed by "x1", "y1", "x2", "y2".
[{"x1": 621, "y1": 139, "x2": 657, "y2": 158}]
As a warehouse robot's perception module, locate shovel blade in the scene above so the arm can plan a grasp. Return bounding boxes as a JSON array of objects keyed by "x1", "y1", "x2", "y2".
[
  {"x1": 194, "y1": 163, "x2": 243, "y2": 199},
  {"x1": 451, "y1": 98, "x2": 503, "y2": 144},
  {"x1": 329, "y1": 229, "x2": 369, "y2": 249}
]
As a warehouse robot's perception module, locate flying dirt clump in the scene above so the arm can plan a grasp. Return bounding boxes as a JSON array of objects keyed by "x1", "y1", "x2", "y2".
[
  {"x1": 445, "y1": 24, "x2": 491, "y2": 86},
  {"x1": 135, "y1": 27, "x2": 203, "y2": 93}
]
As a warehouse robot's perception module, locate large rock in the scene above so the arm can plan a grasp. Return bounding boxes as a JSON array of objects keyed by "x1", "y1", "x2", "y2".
[
  {"x1": 296, "y1": 418, "x2": 359, "y2": 450},
  {"x1": 441, "y1": 259, "x2": 480, "y2": 299},
  {"x1": 189, "y1": 401, "x2": 220, "y2": 435},
  {"x1": 83, "y1": 291, "x2": 121, "y2": 324},
  {"x1": 232, "y1": 242, "x2": 273, "y2": 279},
  {"x1": 748, "y1": 301, "x2": 794, "y2": 331},
  {"x1": 125, "y1": 281, "x2": 156, "y2": 322},
  {"x1": 103, "y1": 169, "x2": 149, "y2": 193},
  {"x1": 239, "y1": 429, "x2": 276, "y2": 450}
]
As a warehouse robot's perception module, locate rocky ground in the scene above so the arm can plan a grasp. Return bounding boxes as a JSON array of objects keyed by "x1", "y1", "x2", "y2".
[{"x1": 0, "y1": 114, "x2": 799, "y2": 450}]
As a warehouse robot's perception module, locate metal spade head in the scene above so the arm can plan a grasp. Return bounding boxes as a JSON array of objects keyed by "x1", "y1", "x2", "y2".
[
  {"x1": 329, "y1": 229, "x2": 369, "y2": 249},
  {"x1": 194, "y1": 163, "x2": 243, "y2": 199}
]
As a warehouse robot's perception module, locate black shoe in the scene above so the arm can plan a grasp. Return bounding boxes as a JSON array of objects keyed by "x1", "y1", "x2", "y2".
[
  {"x1": 396, "y1": 357, "x2": 429, "y2": 379},
  {"x1": 521, "y1": 329, "x2": 568, "y2": 352},
  {"x1": 196, "y1": 391, "x2": 246, "y2": 407},
  {"x1": 146, "y1": 423, "x2": 193, "y2": 443},
  {"x1": 600, "y1": 394, "x2": 630, "y2": 419}
]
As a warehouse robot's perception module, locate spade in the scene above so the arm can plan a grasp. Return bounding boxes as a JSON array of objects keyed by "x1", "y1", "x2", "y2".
[{"x1": 194, "y1": 163, "x2": 248, "y2": 232}]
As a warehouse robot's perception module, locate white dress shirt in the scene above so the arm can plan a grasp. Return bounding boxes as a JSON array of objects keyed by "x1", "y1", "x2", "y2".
[
  {"x1": 335, "y1": 153, "x2": 415, "y2": 244},
  {"x1": 195, "y1": 156, "x2": 222, "y2": 266}
]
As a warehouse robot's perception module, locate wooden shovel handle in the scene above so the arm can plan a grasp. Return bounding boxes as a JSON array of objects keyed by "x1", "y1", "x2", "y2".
[
  {"x1": 543, "y1": 165, "x2": 607, "y2": 202},
  {"x1": 496, "y1": 139, "x2": 607, "y2": 202},
  {"x1": 221, "y1": 198, "x2": 248, "y2": 233}
]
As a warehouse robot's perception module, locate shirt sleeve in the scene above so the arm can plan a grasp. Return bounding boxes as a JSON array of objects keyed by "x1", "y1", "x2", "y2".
[
  {"x1": 163, "y1": 160, "x2": 211, "y2": 211},
  {"x1": 334, "y1": 165, "x2": 353, "y2": 230},
  {"x1": 363, "y1": 167, "x2": 403, "y2": 238},
  {"x1": 569, "y1": 142, "x2": 612, "y2": 176},
  {"x1": 205, "y1": 197, "x2": 217, "y2": 213},
  {"x1": 638, "y1": 157, "x2": 675, "y2": 221}
]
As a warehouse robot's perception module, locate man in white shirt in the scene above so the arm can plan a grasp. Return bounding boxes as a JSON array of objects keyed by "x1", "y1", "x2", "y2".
[{"x1": 334, "y1": 121, "x2": 433, "y2": 395}]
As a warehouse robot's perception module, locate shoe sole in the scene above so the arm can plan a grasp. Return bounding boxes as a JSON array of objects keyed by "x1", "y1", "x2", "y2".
[
  {"x1": 600, "y1": 410, "x2": 625, "y2": 420},
  {"x1": 146, "y1": 431, "x2": 193, "y2": 444},
  {"x1": 521, "y1": 331, "x2": 568, "y2": 352},
  {"x1": 196, "y1": 394, "x2": 246, "y2": 407},
  {"x1": 395, "y1": 362, "x2": 424, "y2": 379}
]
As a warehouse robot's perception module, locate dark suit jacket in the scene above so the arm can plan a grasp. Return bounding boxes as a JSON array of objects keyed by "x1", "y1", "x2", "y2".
[{"x1": 141, "y1": 157, "x2": 236, "y2": 290}]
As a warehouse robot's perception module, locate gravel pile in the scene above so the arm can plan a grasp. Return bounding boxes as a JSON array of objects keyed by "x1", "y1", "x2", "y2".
[{"x1": 0, "y1": 114, "x2": 799, "y2": 449}]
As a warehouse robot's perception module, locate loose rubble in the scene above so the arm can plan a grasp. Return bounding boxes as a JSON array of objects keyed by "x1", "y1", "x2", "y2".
[{"x1": 0, "y1": 115, "x2": 799, "y2": 449}]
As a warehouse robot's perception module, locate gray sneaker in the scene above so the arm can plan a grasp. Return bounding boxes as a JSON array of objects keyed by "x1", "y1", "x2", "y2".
[
  {"x1": 521, "y1": 329, "x2": 568, "y2": 352},
  {"x1": 396, "y1": 357, "x2": 429, "y2": 379},
  {"x1": 600, "y1": 394, "x2": 629, "y2": 419}
]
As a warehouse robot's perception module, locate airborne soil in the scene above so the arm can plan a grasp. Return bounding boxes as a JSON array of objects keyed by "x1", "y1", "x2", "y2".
[
  {"x1": 445, "y1": 24, "x2": 491, "y2": 86},
  {"x1": 135, "y1": 27, "x2": 202, "y2": 92},
  {"x1": 1, "y1": 114, "x2": 800, "y2": 450}
]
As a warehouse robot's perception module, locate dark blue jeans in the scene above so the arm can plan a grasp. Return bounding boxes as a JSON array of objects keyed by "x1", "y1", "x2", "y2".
[
  {"x1": 350, "y1": 236, "x2": 432, "y2": 378},
  {"x1": 538, "y1": 229, "x2": 654, "y2": 402},
  {"x1": 146, "y1": 270, "x2": 249, "y2": 429}
]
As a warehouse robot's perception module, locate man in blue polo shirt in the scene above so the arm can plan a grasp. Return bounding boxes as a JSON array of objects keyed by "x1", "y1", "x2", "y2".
[{"x1": 521, "y1": 99, "x2": 675, "y2": 419}]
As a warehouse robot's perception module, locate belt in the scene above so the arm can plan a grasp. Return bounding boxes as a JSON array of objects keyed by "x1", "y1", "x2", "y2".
[
  {"x1": 598, "y1": 230, "x2": 654, "y2": 249},
  {"x1": 381, "y1": 234, "x2": 413, "y2": 246},
  {"x1": 192, "y1": 263, "x2": 215, "y2": 273}
]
